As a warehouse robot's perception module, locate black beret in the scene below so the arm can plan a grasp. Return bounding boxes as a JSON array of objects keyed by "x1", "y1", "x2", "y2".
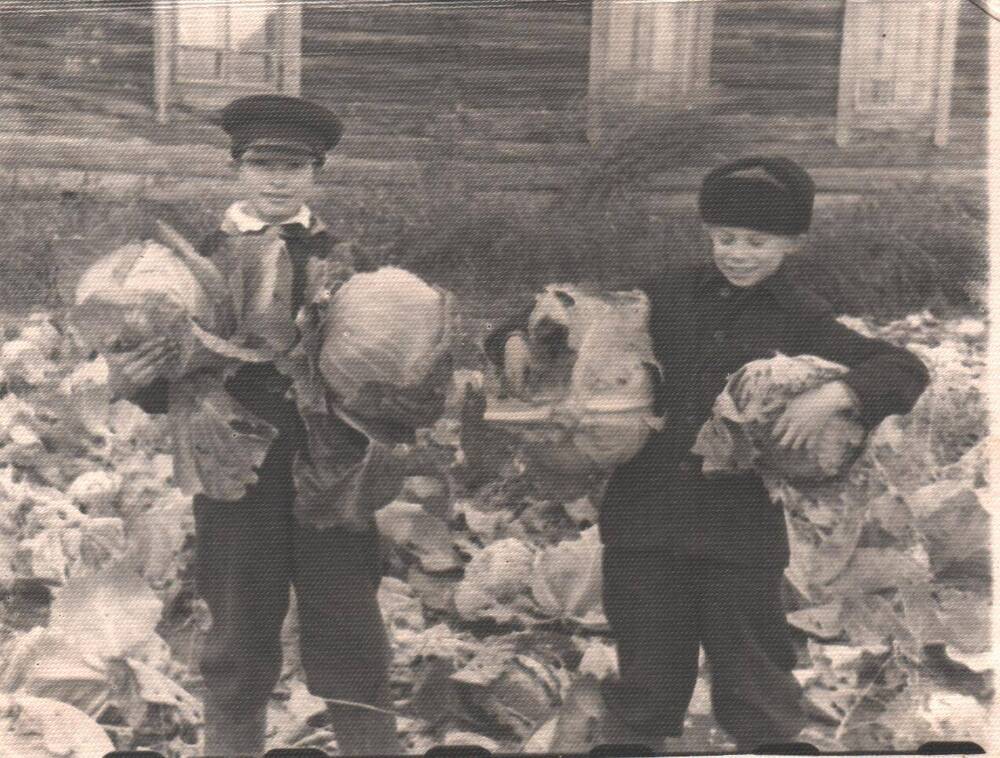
[
  {"x1": 698, "y1": 156, "x2": 815, "y2": 236},
  {"x1": 220, "y1": 95, "x2": 343, "y2": 164}
]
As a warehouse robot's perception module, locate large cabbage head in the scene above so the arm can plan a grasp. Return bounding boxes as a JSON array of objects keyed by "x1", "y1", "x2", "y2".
[
  {"x1": 486, "y1": 287, "x2": 662, "y2": 474},
  {"x1": 75, "y1": 240, "x2": 215, "y2": 324},
  {"x1": 68, "y1": 228, "x2": 235, "y2": 381},
  {"x1": 319, "y1": 267, "x2": 452, "y2": 413},
  {"x1": 695, "y1": 353, "x2": 867, "y2": 483}
]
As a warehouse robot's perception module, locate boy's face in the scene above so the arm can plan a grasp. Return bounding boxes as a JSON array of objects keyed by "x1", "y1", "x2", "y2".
[
  {"x1": 235, "y1": 156, "x2": 317, "y2": 223},
  {"x1": 706, "y1": 224, "x2": 802, "y2": 287}
]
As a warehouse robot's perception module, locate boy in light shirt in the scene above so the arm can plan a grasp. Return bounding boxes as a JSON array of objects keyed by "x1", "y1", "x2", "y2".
[{"x1": 110, "y1": 95, "x2": 443, "y2": 756}]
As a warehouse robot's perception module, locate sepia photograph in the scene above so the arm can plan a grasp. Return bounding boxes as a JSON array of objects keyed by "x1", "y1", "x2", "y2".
[{"x1": 0, "y1": 0, "x2": 994, "y2": 756}]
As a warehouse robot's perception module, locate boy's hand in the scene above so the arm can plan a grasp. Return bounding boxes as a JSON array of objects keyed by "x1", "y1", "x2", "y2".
[
  {"x1": 105, "y1": 337, "x2": 180, "y2": 401},
  {"x1": 503, "y1": 333, "x2": 531, "y2": 397},
  {"x1": 368, "y1": 382, "x2": 446, "y2": 430},
  {"x1": 771, "y1": 380, "x2": 858, "y2": 451},
  {"x1": 354, "y1": 354, "x2": 452, "y2": 430}
]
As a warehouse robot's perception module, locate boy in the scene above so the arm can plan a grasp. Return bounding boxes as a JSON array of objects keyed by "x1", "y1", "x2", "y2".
[
  {"x1": 487, "y1": 157, "x2": 930, "y2": 750},
  {"x1": 108, "y1": 95, "x2": 437, "y2": 756}
]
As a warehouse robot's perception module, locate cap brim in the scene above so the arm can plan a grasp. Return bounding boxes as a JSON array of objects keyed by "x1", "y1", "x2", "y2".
[{"x1": 239, "y1": 140, "x2": 318, "y2": 162}]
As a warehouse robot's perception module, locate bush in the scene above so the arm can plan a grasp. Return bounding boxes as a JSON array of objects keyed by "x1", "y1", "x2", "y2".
[
  {"x1": 797, "y1": 183, "x2": 987, "y2": 318},
  {"x1": 392, "y1": 113, "x2": 987, "y2": 320},
  {"x1": 0, "y1": 116, "x2": 986, "y2": 326},
  {"x1": 0, "y1": 189, "x2": 220, "y2": 312}
]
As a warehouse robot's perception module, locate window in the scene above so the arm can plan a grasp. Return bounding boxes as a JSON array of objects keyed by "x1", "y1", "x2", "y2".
[
  {"x1": 174, "y1": 1, "x2": 279, "y2": 85},
  {"x1": 153, "y1": 0, "x2": 301, "y2": 121},
  {"x1": 588, "y1": 0, "x2": 716, "y2": 140},
  {"x1": 836, "y1": 0, "x2": 960, "y2": 145}
]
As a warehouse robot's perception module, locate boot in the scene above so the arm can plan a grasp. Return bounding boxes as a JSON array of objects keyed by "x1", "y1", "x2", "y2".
[
  {"x1": 326, "y1": 701, "x2": 402, "y2": 756},
  {"x1": 202, "y1": 699, "x2": 267, "y2": 757},
  {"x1": 550, "y1": 677, "x2": 659, "y2": 753}
]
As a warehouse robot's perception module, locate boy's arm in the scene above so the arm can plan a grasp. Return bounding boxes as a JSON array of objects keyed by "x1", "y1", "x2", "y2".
[
  {"x1": 127, "y1": 377, "x2": 170, "y2": 415},
  {"x1": 801, "y1": 315, "x2": 930, "y2": 430},
  {"x1": 293, "y1": 411, "x2": 407, "y2": 530}
]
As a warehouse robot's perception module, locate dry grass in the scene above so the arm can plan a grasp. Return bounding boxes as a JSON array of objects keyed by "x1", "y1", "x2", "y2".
[{"x1": 394, "y1": 113, "x2": 987, "y2": 319}]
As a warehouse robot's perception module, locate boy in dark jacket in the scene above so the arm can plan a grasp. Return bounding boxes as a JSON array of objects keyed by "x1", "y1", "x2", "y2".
[
  {"x1": 106, "y1": 96, "x2": 438, "y2": 756},
  {"x1": 487, "y1": 157, "x2": 930, "y2": 750}
]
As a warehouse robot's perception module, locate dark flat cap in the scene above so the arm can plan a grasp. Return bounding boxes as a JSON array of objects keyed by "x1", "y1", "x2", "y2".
[
  {"x1": 220, "y1": 95, "x2": 343, "y2": 164},
  {"x1": 698, "y1": 156, "x2": 815, "y2": 236}
]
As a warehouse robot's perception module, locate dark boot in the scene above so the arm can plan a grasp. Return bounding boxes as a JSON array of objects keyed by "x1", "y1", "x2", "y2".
[
  {"x1": 550, "y1": 677, "x2": 660, "y2": 753},
  {"x1": 202, "y1": 699, "x2": 267, "y2": 757},
  {"x1": 326, "y1": 701, "x2": 402, "y2": 756}
]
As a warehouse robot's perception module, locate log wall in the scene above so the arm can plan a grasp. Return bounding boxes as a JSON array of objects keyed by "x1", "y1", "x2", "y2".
[{"x1": 0, "y1": 0, "x2": 988, "y2": 201}]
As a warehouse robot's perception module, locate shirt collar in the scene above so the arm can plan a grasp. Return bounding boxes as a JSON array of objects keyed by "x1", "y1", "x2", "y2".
[{"x1": 222, "y1": 202, "x2": 325, "y2": 236}]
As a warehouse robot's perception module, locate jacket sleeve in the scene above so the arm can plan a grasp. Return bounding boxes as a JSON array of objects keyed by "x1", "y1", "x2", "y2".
[
  {"x1": 801, "y1": 315, "x2": 930, "y2": 430},
  {"x1": 127, "y1": 377, "x2": 170, "y2": 415},
  {"x1": 640, "y1": 269, "x2": 689, "y2": 417},
  {"x1": 293, "y1": 411, "x2": 409, "y2": 531},
  {"x1": 482, "y1": 300, "x2": 535, "y2": 369}
]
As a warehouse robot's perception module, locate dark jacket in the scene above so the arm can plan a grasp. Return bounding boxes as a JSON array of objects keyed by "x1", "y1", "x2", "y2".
[{"x1": 487, "y1": 261, "x2": 930, "y2": 568}]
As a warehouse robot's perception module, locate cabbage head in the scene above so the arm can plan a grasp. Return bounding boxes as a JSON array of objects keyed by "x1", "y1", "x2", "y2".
[
  {"x1": 67, "y1": 224, "x2": 283, "y2": 504},
  {"x1": 693, "y1": 353, "x2": 867, "y2": 484},
  {"x1": 453, "y1": 538, "x2": 536, "y2": 622},
  {"x1": 486, "y1": 285, "x2": 662, "y2": 475},
  {"x1": 319, "y1": 267, "x2": 453, "y2": 414},
  {"x1": 68, "y1": 226, "x2": 237, "y2": 381},
  {"x1": 75, "y1": 240, "x2": 216, "y2": 324}
]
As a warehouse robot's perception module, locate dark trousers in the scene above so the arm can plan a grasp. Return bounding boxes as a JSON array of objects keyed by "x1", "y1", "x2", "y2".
[
  {"x1": 192, "y1": 440, "x2": 393, "y2": 718},
  {"x1": 600, "y1": 544, "x2": 805, "y2": 750}
]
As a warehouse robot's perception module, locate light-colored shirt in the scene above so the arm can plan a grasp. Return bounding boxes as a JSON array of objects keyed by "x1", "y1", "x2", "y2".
[{"x1": 223, "y1": 201, "x2": 312, "y2": 234}]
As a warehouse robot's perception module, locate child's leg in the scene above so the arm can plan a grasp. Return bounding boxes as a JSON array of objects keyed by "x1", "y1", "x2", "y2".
[
  {"x1": 599, "y1": 543, "x2": 701, "y2": 741},
  {"x1": 193, "y1": 450, "x2": 296, "y2": 756},
  {"x1": 696, "y1": 558, "x2": 805, "y2": 750},
  {"x1": 292, "y1": 524, "x2": 400, "y2": 755}
]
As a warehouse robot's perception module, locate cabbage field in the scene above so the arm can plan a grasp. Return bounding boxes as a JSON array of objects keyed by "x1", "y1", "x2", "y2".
[{"x1": 0, "y1": 306, "x2": 991, "y2": 756}]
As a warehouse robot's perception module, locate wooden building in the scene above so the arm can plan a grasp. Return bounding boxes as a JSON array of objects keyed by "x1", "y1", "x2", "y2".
[{"x1": 0, "y1": 0, "x2": 989, "y2": 204}]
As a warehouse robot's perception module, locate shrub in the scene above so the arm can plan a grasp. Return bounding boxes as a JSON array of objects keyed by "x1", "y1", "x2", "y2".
[
  {"x1": 0, "y1": 117, "x2": 986, "y2": 328},
  {"x1": 0, "y1": 189, "x2": 220, "y2": 313},
  {"x1": 797, "y1": 182, "x2": 987, "y2": 318}
]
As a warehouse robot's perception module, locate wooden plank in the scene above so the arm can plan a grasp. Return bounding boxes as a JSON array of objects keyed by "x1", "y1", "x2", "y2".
[
  {"x1": 586, "y1": 0, "x2": 612, "y2": 140},
  {"x1": 836, "y1": 1, "x2": 865, "y2": 146},
  {"x1": 0, "y1": 37, "x2": 153, "y2": 57},
  {"x1": 153, "y1": 1, "x2": 171, "y2": 124},
  {"x1": 282, "y1": 1, "x2": 303, "y2": 97},
  {"x1": 302, "y1": 7, "x2": 588, "y2": 42},
  {"x1": 302, "y1": 27, "x2": 587, "y2": 54},
  {"x1": 935, "y1": 0, "x2": 962, "y2": 146},
  {"x1": 716, "y1": 28, "x2": 840, "y2": 43},
  {"x1": 4, "y1": 162, "x2": 983, "y2": 208},
  {"x1": 299, "y1": 56, "x2": 587, "y2": 85},
  {"x1": 712, "y1": 63, "x2": 844, "y2": 88},
  {"x1": 715, "y1": 0, "x2": 843, "y2": 25}
]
